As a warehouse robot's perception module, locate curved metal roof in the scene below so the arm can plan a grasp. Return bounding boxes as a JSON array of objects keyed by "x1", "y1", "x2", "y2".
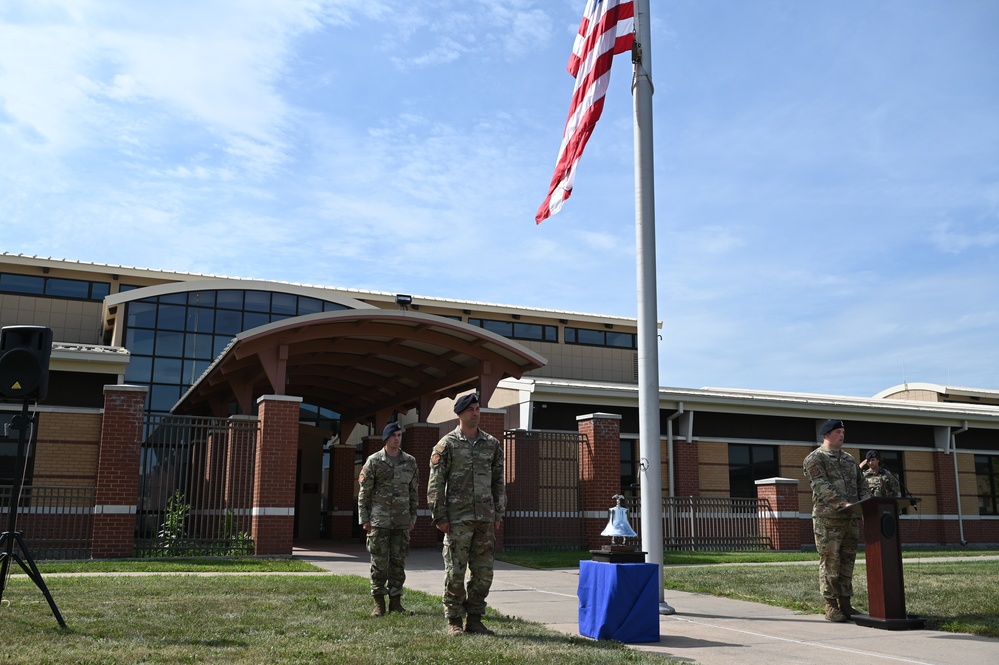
[{"x1": 174, "y1": 310, "x2": 547, "y2": 438}]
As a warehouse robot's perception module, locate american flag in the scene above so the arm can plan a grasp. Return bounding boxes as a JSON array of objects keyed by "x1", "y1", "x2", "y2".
[{"x1": 535, "y1": 0, "x2": 635, "y2": 224}]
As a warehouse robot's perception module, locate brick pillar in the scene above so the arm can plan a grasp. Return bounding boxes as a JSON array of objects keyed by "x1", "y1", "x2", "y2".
[
  {"x1": 252, "y1": 395, "x2": 301, "y2": 556},
  {"x1": 932, "y1": 451, "x2": 960, "y2": 544},
  {"x1": 674, "y1": 438, "x2": 701, "y2": 497},
  {"x1": 755, "y1": 477, "x2": 802, "y2": 551},
  {"x1": 478, "y1": 407, "x2": 506, "y2": 551},
  {"x1": 403, "y1": 422, "x2": 440, "y2": 547},
  {"x1": 92, "y1": 385, "x2": 147, "y2": 558},
  {"x1": 577, "y1": 413, "x2": 622, "y2": 549},
  {"x1": 327, "y1": 445, "x2": 358, "y2": 540}
]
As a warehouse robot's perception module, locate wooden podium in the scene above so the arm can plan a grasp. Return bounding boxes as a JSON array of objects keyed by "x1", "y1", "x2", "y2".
[{"x1": 840, "y1": 496, "x2": 924, "y2": 630}]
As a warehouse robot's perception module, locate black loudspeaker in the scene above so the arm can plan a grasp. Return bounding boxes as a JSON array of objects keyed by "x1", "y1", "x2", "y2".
[{"x1": 0, "y1": 326, "x2": 53, "y2": 401}]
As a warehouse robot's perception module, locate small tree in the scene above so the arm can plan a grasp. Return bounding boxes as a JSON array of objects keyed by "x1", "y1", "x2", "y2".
[{"x1": 157, "y1": 490, "x2": 191, "y2": 556}]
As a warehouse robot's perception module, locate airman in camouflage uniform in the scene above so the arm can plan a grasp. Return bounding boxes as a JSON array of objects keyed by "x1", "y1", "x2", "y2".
[
  {"x1": 803, "y1": 418, "x2": 871, "y2": 622},
  {"x1": 427, "y1": 392, "x2": 505, "y2": 636},
  {"x1": 358, "y1": 421, "x2": 419, "y2": 616},
  {"x1": 860, "y1": 450, "x2": 901, "y2": 498}
]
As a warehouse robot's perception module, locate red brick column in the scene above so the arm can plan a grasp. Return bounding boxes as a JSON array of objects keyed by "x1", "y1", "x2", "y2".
[
  {"x1": 932, "y1": 451, "x2": 960, "y2": 544},
  {"x1": 327, "y1": 445, "x2": 358, "y2": 540},
  {"x1": 674, "y1": 438, "x2": 701, "y2": 497},
  {"x1": 577, "y1": 413, "x2": 622, "y2": 549},
  {"x1": 252, "y1": 395, "x2": 301, "y2": 556},
  {"x1": 755, "y1": 477, "x2": 802, "y2": 550},
  {"x1": 403, "y1": 422, "x2": 440, "y2": 547},
  {"x1": 92, "y1": 385, "x2": 147, "y2": 558},
  {"x1": 479, "y1": 407, "x2": 506, "y2": 551}
]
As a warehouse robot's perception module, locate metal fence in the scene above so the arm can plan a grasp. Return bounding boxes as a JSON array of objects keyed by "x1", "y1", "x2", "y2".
[
  {"x1": 625, "y1": 495, "x2": 776, "y2": 551},
  {"x1": 135, "y1": 415, "x2": 259, "y2": 557},
  {"x1": 503, "y1": 430, "x2": 586, "y2": 550},
  {"x1": 0, "y1": 485, "x2": 95, "y2": 560}
]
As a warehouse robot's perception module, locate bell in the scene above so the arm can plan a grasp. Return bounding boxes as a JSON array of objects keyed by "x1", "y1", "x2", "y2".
[{"x1": 600, "y1": 494, "x2": 637, "y2": 543}]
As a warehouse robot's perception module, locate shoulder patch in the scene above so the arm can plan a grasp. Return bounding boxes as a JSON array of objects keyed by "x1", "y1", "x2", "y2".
[
  {"x1": 358, "y1": 472, "x2": 365, "y2": 484},
  {"x1": 430, "y1": 452, "x2": 441, "y2": 465}
]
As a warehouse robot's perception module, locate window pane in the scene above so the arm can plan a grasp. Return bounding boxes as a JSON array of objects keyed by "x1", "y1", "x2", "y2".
[
  {"x1": 150, "y1": 384, "x2": 182, "y2": 412},
  {"x1": 186, "y1": 307, "x2": 214, "y2": 333},
  {"x1": 159, "y1": 292, "x2": 187, "y2": 305},
  {"x1": 244, "y1": 290, "x2": 270, "y2": 312},
  {"x1": 216, "y1": 310, "x2": 243, "y2": 335},
  {"x1": 272, "y1": 292, "x2": 297, "y2": 315},
  {"x1": 217, "y1": 290, "x2": 244, "y2": 310},
  {"x1": 0, "y1": 273, "x2": 44, "y2": 295},
  {"x1": 127, "y1": 301, "x2": 157, "y2": 329},
  {"x1": 565, "y1": 328, "x2": 577, "y2": 343},
  {"x1": 126, "y1": 328, "x2": 156, "y2": 355},
  {"x1": 213, "y1": 335, "x2": 233, "y2": 357},
  {"x1": 323, "y1": 301, "x2": 348, "y2": 312},
  {"x1": 576, "y1": 329, "x2": 604, "y2": 345},
  {"x1": 45, "y1": 278, "x2": 90, "y2": 299},
  {"x1": 187, "y1": 290, "x2": 216, "y2": 307},
  {"x1": 185, "y1": 333, "x2": 215, "y2": 360},
  {"x1": 124, "y1": 355, "x2": 153, "y2": 383},
  {"x1": 481, "y1": 320, "x2": 513, "y2": 337},
  {"x1": 298, "y1": 297, "x2": 322, "y2": 314},
  {"x1": 512, "y1": 323, "x2": 544, "y2": 340},
  {"x1": 243, "y1": 311, "x2": 269, "y2": 329},
  {"x1": 544, "y1": 326, "x2": 558, "y2": 342},
  {"x1": 606, "y1": 332, "x2": 634, "y2": 348},
  {"x1": 183, "y1": 359, "x2": 211, "y2": 386},
  {"x1": 91, "y1": 282, "x2": 111, "y2": 300},
  {"x1": 155, "y1": 330, "x2": 184, "y2": 357},
  {"x1": 152, "y1": 358, "x2": 183, "y2": 383},
  {"x1": 157, "y1": 304, "x2": 187, "y2": 331}
]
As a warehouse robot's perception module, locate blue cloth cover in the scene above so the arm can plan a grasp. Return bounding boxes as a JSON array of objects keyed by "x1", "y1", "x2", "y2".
[{"x1": 577, "y1": 561, "x2": 660, "y2": 643}]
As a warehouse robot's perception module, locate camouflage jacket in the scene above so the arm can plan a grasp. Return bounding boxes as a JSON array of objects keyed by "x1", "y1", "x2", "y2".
[
  {"x1": 357, "y1": 448, "x2": 419, "y2": 529},
  {"x1": 864, "y1": 467, "x2": 901, "y2": 498},
  {"x1": 803, "y1": 445, "x2": 871, "y2": 519},
  {"x1": 427, "y1": 427, "x2": 505, "y2": 525}
]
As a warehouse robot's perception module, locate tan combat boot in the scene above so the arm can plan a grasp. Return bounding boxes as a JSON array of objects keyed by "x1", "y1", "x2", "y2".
[
  {"x1": 371, "y1": 595, "x2": 386, "y2": 617},
  {"x1": 838, "y1": 596, "x2": 856, "y2": 619},
  {"x1": 824, "y1": 597, "x2": 846, "y2": 622},
  {"x1": 388, "y1": 596, "x2": 407, "y2": 614},
  {"x1": 446, "y1": 616, "x2": 464, "y2": 636},
  {"x1": 464, "y1": 614, "x2": 495, "y2": 635}
]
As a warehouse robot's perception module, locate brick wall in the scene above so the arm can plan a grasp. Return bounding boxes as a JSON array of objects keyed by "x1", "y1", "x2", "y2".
[
  {"x1": 33, "y1": 410, "x2": 102, "y2": 487},
  {"x1": 252, "y1": 395, "x2": 301, "y2": 556},
  {"x1": 577, "y1": 413, "x2": 622, "y2": 548}
]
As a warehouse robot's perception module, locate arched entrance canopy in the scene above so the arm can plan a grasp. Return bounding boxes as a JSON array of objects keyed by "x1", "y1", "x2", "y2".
[{"x1": 173, "y1": 309, "x2": 546, "y2": 440}]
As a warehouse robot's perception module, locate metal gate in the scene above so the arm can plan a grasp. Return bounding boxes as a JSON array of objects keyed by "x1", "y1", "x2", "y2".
[
  {"x1": 0, "y1": 485, "x2": 95, "y2": 560},
  {"x1": 135, "y1": 415, "x2": 259, "y2": 557},
  {"x1": 503, "y1": 430, "x2": 585, "y2": 550},
  {"x1": 625, "y1": 496, "x2": 775, "y2": 551}
]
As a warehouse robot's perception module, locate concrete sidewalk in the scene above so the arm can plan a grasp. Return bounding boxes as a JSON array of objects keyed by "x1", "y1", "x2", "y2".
[{"x1": 294, "y1": 541, "x2": 999, "y2": 665}]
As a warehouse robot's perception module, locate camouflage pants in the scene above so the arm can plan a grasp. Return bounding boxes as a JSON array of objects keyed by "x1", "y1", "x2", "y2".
[
  {"x1": 441, "y1": 520, "x2": 495, "y2": 618},
  {"x1": 366, "y1": 527, "x2": 411, "y2": 597},
  {"x1": 812, "y1": 517, "x2": 860, "y2": 599}
]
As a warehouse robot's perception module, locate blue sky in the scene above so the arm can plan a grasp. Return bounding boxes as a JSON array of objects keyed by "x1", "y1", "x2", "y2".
[{"x1": 2, "y1": 0, "x2": 997, "y2": 397}]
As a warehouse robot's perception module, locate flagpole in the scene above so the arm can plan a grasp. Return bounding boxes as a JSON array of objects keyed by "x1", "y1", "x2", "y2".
[{"x1": 632, "y1": 0, "x2": 673, "y2": 615}]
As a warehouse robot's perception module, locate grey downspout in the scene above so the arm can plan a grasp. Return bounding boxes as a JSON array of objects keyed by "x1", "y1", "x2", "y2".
[
  {"x1": 665, "y1": 403, "x2": 683, "y2": 500},
  {"x1": 951, "y1": 421, "x2": 969, "y2": 546}
]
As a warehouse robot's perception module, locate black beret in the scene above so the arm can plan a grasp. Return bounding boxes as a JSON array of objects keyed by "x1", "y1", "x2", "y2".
[
  {"x1": 453, "y1": 393, "x2": 479, "y2": 414},
  {"x1": 866, "y1": 450, "x2": 880, "y2": 460},
  {"x1": 820, "y1": 419, "x2": 845, "y2": 436},
  {"x1": 382, "y1": 421, "x2": 402, "y2": 441}
]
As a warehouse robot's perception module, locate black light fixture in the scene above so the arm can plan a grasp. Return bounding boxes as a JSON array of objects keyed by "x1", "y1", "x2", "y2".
[{"x1": 395, "y1": 294, "x2": 413, "y2": 310}]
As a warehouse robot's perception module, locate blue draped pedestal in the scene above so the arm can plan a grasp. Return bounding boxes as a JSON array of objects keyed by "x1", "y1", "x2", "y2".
[{"x1": 577, "y1": 560, "x2": 660, "y2": 643}]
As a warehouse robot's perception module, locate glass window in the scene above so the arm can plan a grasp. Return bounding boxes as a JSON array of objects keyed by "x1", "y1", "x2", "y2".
[
  {"x1": 187, "y1": 291, "x2": 216, "y2": 307},
  {"x1": 152, "y1": 358, "x2": 183, "y2": 384},
  {"x1": 976, "y1": 455, "x2": 999, "y2": 516},
  {"x1": 215, "y1": 310, "x2": 243, "y2": 335},
  {"x1": 299, "y1": 297, "x2": 322, "y2": 314},
  {"x1": 155, "y1": 330, "x2": 184, "y2": 357},
  {"x1": 149, "y1": 384, "x2": 182, "y2": 413},
  {"x1": 216, "y1": 290, "x2": 244, "y2": 310},
  {"x1": 576, "y1": 329, "x2": 604, "y2": 346},
  {"x1": 126, "y1": 328, "x2": 156, "y2": 355},
  {"x1": 91, "y1": 282, "x2": 111, "y2": 300},
  {"x1": 183, "y1": 359, "x2": 211, "y2": 386},
  {"x1": 728, "y1": 443, "x2": 780, "y2": 499},
  {"x1": 213, "y1": 335, "x2": 233, "y2": 357},
  {"x1": 185, "y1": 333, "x2": 215, "y2": 360},
  {"x1": 606, "y1": 332, "x2": 636, "y2": 349},
  {"x1": 44, "y1": 278, "x2": 90, "y2": 298},
  {"x1": 243, "y1": 311, "x2": 270, "y2": 329},
  {"x1": 564, "y1": 328, "x2": 576, "y2": 344},
  {"x1": 0, "y1": 273, "x2": 44, "y2": 295},
  {"x1": 272, "y1": 292, "x2": 297, "y2": 315},
  {"x1": 512, "y1": 323, "x2": 544, "y2": 340},
  {"x1": 244, "y1": 290, "x2": 270, "y2": 312},
  {"x1": 157, "y1": 304, "x2": 187, "y2": 332},
  {"x1": 124, "y1": 355, "x2": 153, "y2": 383},
  {"x1": 127, "y1": 301, "x2": 158, "y2": 329},
  {"x1": 185, "y1": 307, "x2": 214, "y2": 334},
  {"x1": 324, "y1": 301, "x2": 348, "y2": 312},
  {"x1": 159, "y1": 292, "x2": 187, "y2": 305}
]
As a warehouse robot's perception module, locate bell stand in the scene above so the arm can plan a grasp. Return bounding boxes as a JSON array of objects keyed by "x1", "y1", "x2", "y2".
[{"x1": 0, "y1": 399, "x2": 66, "y2": 628}]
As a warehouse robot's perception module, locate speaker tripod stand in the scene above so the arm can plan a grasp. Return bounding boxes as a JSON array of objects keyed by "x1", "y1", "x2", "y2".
[{"x1": 0, "y1": 399, "x2": 66, "y2": 628}]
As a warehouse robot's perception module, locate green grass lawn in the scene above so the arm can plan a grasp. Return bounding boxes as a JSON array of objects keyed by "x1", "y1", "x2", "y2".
[{"x1": 2, "y1": 567, "x2": 680, "y2": 665}]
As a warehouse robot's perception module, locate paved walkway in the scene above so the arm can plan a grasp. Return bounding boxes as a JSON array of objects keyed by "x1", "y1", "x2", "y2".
[{"x1": 294, "y1": 542, "x2": 999, "y2": 665}]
